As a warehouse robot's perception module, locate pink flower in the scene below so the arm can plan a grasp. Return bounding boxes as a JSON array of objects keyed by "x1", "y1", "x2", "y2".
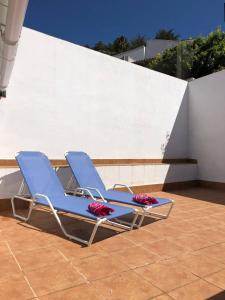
[
  {"x1": 133, "y1": 193, "x2": 158, "y2": 205},
  {"x1": 88, "y1": 202, "x2": 114, "y2": 216}
]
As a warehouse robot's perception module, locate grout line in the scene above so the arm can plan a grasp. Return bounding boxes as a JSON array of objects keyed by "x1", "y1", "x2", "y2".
[
  {"x1": 23, "y1": 275, "x2": 38, "y2": 299},
  {"x1": 30, "y1": 282, "x2": 88, "y2": 299},
  {"x1": 5, "y1": 241, "x2": 22, "y2": 271},
  {"x1": 70, "y1": 261, "x2": 90, "y2": 283},
  {"x1": 5, "y1": 241, "x2": 38, "y2": 298},
  {"x1": 57, "y1": 249, "x2": 69, "y2": 262}
]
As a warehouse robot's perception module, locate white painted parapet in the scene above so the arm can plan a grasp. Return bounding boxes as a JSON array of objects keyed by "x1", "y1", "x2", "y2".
[
  {"x1": 189, "y1": 70, "x2": 225, "y2": 183},
  {"x1": 0, "y1": 27, "x2": 188, "y2": 160}
]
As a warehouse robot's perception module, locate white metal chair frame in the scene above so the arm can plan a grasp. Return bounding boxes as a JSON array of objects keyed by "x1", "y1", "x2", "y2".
[
  {"x1": 111, "y1": 184, "x2": 175, "y2": 227},
  {"x1": 70, "y1": 181, "x2": 175, "y2": 228},
  {"x1": 11, "y1": 182, "x2": 139, "y2": 246}
]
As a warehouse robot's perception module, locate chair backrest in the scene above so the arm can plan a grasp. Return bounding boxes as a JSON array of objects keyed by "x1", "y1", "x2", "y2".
[
  {"x1": 16, "y1": 151, "x2": 65, "y2": 198},
  {"x1": 65, "y1": 151, "x2": 106, "y2": 191}
]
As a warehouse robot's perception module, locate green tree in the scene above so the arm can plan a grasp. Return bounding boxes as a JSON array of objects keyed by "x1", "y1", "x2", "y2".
[
  {"x1": 155, "y1": 29, "x2": 179, "y2": 40},
  {"x1": 93, "y1": 41, "x2": 108, "y2": 53},
  {"x1": 191, "y1": 28, "x2": 225, "y2": 78},
  {"x1": 139, "y1": 28, "x2": 225, "y2": 79},
  {"x1": 130, "y1": 35, "x2": 146, "y2": 49},
  {"x1": 112, "y1": 36, "x2": 130, "y2": 53},
  {"x1": 148, "y1": 47, "x2": 178, "y2": 77}
]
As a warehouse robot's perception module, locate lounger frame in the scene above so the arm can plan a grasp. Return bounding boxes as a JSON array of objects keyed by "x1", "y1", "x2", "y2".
[
  {"x1": 11, "y1": 180, "x2": 138, "y2": 246},
  {"x1": 69, "y1": 184, "x2": 174, "y2": 228}
]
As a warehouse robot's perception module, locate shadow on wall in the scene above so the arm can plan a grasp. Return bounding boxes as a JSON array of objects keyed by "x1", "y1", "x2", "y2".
[
  {"x1": 161, "y1": 87, "x2": 198, "y2": 189},
  {"x1": 56, "y1": 167, "x2": 78, "y2": 191},
  {"x1": 0, "y1": 171, "x2": 25, "y2": 199},
  {"x1": 0, "y1": 168, "x2": 77, "y2": 201},
  {"x1": 161, "y1": 89, "x2": 188, "y2": 159},
  {"x1": 0, "y1": 86, "x2": 194, "y2": 199}
]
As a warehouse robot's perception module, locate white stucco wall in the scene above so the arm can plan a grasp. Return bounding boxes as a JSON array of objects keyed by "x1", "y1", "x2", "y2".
[
  {"x1": 0, "y1": 27, "x2": 188, "y2": 160},
  {"x1": 0, "y1": 27, "x2": 193, "y2": 198},
  {"x1": 188, "y1": 70, "x2": 225, "y2": 183},
  {"x1": 145, "y1": 39, "x2": 179, "y2": 59},
  {"x1": 0, "y1": 163, "x2": 197, "y2": 199}
]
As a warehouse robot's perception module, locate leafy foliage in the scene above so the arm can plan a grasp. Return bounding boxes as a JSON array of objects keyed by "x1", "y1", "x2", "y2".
[
  {"x1": 112, "y1": 36, "x2": 130, "y2": 53},
  {"x1": 89, "y1": 35, "x2": 146, "y2": 55},
  {"x1": 130, "y1": 35, "x2": 146, "y2": 49},
  {"x1": 137, "y1": 28, "x2": 225, "y2": 79}
]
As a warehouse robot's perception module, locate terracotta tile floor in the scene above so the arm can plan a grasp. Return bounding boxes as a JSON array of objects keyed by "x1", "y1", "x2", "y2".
[{"x1": 0, "y1": 187, "x2": 225, "y2": 299}]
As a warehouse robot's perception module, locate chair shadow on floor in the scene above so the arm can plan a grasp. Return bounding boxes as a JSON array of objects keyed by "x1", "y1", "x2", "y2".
[
  {"x1": 165, "y1": 187, "x2": 225, "y2": 206},
  {"x1": 207, "y1": 291, "x2": 225, "y2": 300},
  {"x1": 6, "y1": 205, "x2": 124, "y2": 246}
]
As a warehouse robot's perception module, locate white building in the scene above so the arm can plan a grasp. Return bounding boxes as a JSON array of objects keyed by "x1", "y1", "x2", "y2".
[
  {"x1": 115, "y1": 39, "x2": 179, "y2": 62},
  {"x1": 0, "y1": 3, "x2": 224, "y2": 197}
]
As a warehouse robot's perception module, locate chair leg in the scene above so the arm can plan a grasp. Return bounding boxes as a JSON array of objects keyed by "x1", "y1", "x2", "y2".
[
  {"x1": 11, "y1": 196, "x2": 35, "y2": 222},
  {"x1": 107, "y1": 211, "x2": 139, "y2": 230},
  {"x1": 88, "y1": 219, "x2": 105, "y2": 246},
  {"x1": 48, "y1": 206, "x2": 107, "y2": 246},
  {"x1": 138, "y1": 200, "x2": 175, "y2": 228},
  {"x1": 138, "y1": 207, "x2": 149, "y2": 228},
  {"x1": 112, "y1": 210, "x2": 139, "y2": 230},
  {"x1": 148, "y1": 200, "x2": 175, "y2": 219}
]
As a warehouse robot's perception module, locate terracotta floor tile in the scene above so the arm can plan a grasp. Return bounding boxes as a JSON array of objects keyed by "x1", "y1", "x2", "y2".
[
  {"x1": 92, "y1": 270, "x2": 162, "y2": 300},
  {"x1": 205, "y1": 269, "x2": 225, "y2": 289},
  {"x1": 135, "y1": 262, "x2": 197, "y2": 292},
  {"x1": 66, "y1": 220, "x2": 119, "y2": 243},
  {"x1": 168, "y1": 279, "x2": 223, "y2": 300},
  {"x1": 1, "y1": 187, "x2": 225, "y2": 299},
  {"x1": 144, "y1": 239, "x2": 187, "y2": 259},
  {"x1": 165, "y1": 220, "x2": 203, "y2": 234},
  {"x1": 98, "y1": 235, "x2": 135, "y2": 252},
  {"x1": 122, "y1": 228, "x2": 161, "y2": 245},
  {"x1": 39, "y1": 283, "x2": 104, "y2": 300},
  {"x1": 0, "y1": 275, "x2": 34, "y2": 300},
  {"x1": 195, "y1": 243, "x2": 225, "y2": 263},
  {"x1": 113, "y1": 245, "x2": 160, "y2": 268},
  {"x1": 171, "y1": 233, "x2": 213, "y2": 251},
  {"x1": 25, "y1": 261, "x2": 86, "y2": 296},
  {"x1": 0, "y1": 241, "x2": 11, "y2": 255},
  {"x1": 193, "y1": 228, "x2": 225, "y2": 244},
  {"x1": 212, "y1": 213, "x2": 225, "y2": 223},
  {"x1": 177, "y1": 252, "x2": 225, "y2": 277},
  {"x1": 15, "y1": 246, "x2": 66, "y2": 271},
  {"x1": 0, "y1": 214, "x2": 20, "y2": 230},
  {"x1": 75, "y1": 254, "x2": 129, "y2": 281},
  {"x1": 0, "y1": 254, "x2": 21, "y2": 281},
  {"x1": 143, "y1": 224, "x2": 185, "y2": 239},
  {"x1": 58, "y1": 242, "x2": 105, "y2": 265},
  {"x1": 190, "y1": 217, "x2": 222, "y2": 228},
  {"x1": 152, "y1": 295, "x2": 173, "y2": 300}
]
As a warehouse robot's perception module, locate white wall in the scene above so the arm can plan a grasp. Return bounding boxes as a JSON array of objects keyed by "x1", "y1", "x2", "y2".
[
  {"x1": 189, "y1": 70, "x2": 225, "y2": 183},
  {"x1": 114, "y1": 46, "x2": 145, "y2": 62},
  {"x1": 0, "y1": 27, "x2": 192, "y2": 198},
  {"x1": 0, "y1": 27, "x2": 188, "y2": 160},
  {"x1": 146, "y1": 39, "x2": 179, "y2": 59},
  {"x1": 0, "y1": 163, "x2": 198, "y2": 199}
]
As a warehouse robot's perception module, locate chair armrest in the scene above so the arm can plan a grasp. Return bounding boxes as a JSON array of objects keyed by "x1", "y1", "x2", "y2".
[
  {"x1": 112, "y1": 184, "x2": 133, "y2": 194},
  {"x1": 73, "y1": 187, "x2": 97, "y2": 201},
  {"x1": 86, "y1": 187, "x2": 107, "y2": 203},
  {"x1": 34, "y1": 193, "x2": 55, "y2": 210}
]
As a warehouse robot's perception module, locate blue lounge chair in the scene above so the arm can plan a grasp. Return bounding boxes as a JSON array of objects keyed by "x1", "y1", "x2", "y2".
[
  {"x1": 65, "y1": 151, "x2": 175, "y2": 227},
  {"x1": 11, "y1": 151, "x2": 138, "y2": 246}
]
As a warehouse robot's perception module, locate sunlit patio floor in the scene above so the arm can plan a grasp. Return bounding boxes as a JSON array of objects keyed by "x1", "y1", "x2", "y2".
[{"x1": 0, "y1": 187, "x2": 225, "y2": 299}]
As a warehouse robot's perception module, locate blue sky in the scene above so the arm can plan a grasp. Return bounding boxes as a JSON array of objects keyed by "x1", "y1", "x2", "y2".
[{"x1": 24, "y1": 0, "x2": 225, "y2": 46}]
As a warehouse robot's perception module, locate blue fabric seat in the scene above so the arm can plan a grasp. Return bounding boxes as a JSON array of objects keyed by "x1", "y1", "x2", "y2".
[
  {"x1": 11, "y1": 151, "x2": 137, "y2": 246},
  {"x1": 65, "y1": 151, "x2": 174, "y2": 227}
]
